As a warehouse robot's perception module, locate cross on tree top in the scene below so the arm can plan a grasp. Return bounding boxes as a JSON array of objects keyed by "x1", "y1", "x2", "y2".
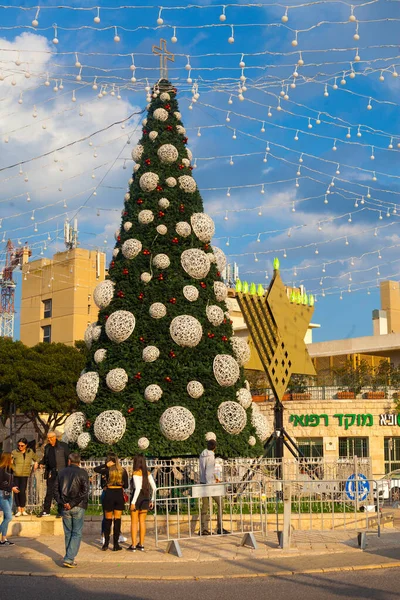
[{"x1": 152, "y1": 38, "x2": 175, "y2": 79}]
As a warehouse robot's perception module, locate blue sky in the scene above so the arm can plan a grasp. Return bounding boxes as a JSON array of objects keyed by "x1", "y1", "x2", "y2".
[{"x1": 0, "y1": 0, "x2": 399, "y2": 341}]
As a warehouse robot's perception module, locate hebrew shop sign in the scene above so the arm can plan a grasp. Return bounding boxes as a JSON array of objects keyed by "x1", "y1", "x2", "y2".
[{"x1": 289, "y1": 413, "x2": 400, "y2": 431}]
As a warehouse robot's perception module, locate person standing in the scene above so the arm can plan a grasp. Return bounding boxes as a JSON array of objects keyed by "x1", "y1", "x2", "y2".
[
  {"x1": 95, "y1": 453, "x2": 127, "y2": 546},
  {"x1": 0, "y1": 452, "x2": 20, "y2": 546},
  {"x1": 94, "y1": 455, "x2": 128, "y2": 551},
  {"x1": 128, "y1": 454, "x2": 156, "y2": 552},
  {"x1": 54, "y1": 452, "x2": 89, "y2": 568},
  {"x1": 11, "y1": 438, "x2": 38, "y2": 516},
  {"x1": 39, "y1": 430, "x2": 69, "y2": 517},
  {"x1": 199, "y1": 439, "x2": 229, "y2": 535}
]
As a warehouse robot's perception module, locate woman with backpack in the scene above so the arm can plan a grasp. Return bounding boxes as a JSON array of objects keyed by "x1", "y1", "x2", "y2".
[{"x1": 127, "y1": 454, "x2": 156, "y2": 552}]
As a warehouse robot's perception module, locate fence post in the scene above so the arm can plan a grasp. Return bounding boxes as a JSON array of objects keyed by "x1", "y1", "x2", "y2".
[
  {"x1": 354, "y1": 455, "x2": 359, "y2": 513},
  {"x1": 279, "y1": 483, "x2": 291, "y2": 549}
]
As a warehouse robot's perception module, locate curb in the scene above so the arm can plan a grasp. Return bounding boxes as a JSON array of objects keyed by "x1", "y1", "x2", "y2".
[{"x1": 1, "y1": 562, "x2": 400, "y2": 580}]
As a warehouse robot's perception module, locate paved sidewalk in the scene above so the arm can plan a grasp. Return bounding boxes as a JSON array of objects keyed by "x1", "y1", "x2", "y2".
[{"x1": 1, "y1": 529, "x2": 400, "y2": 579}]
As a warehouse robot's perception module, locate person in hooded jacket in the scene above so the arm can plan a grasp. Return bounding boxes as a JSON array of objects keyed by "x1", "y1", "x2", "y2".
[{"x1": 199, "y1": 439, "x2": 229, "y2": 536}]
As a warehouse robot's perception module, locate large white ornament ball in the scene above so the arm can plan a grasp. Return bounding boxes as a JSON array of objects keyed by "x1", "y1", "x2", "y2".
[
  {"x1": 112, "y1": 249, "x2": 120, "y2": 258},
  {"x1": 153, "y1": 253, "x2": 170, "y2": 269},
  {"x1": 93, "y1": 280, "x2": 115, "y2": 309},
  {"x1": 94, "y1": 410, "x2": 126, "y2": 445},
  {"x1": 142, "y1": 118, "x2": 147, "y2": 126},
  {"x1": 122, "y1": 238, "x2": 142, "y2": 259},
  {"x1": 182, "y1": 158, "x2": 190, "y2": 167},
  {"x1": 105, "y1": 310, "x2": 135, "y2": 343},
  {"x1": 187, "y1": 380, "x2": 204, "y2": 398},
  {"x1": 106, "y1": 368, "x2": 128, "y2": 392},
  {"x1": 139, "y1": 172, "x2": 159, "y2": 192},
  {"x1": 214, "y1": 282, "x2": 228, "y2": 302},
  {"x1": 156, "y1": 225, "x2": 168, "y2": 235},
  {"x1": 77, "y1": 432, "x2": 91, "y2": 449},
  {"x1": 77, "y1": 372, "x2": 99, "y2": 404},
  {"x1": 166, "y1": 176, "x2": 177, "y2": 187},
  {"x1": 123, "y1": 222, "x2": 132, "y2": 232},
  {"x1": 141, "y1": 272, "x2": 152, "y2": 283},
  {"x1": 114, "y1": 229, "x2": 120, "y2": 241},
  {"x1": 158, "y1": 197, "x2": 170, "y2": 209},
  {"x1": 143, "y1": 346, "x2": 160, "y2": 362},
  {"x1": 237, "y1": 388, "x2": 252, "y2": 409},
  {"x1": 138, "y1": 437, "x2": 150, "y2": 450},
  {"x1": 230, "y1": 337, "x2": 251, "y2": 366},
  {"x1": 248, "y1": 436, "x2": 256, "y2": 447},
  {"x1": 186, "y1": 148, "x2": 193, "y2": 161},
  {"x1": 64, "y1": 412, "x2": 85, "y2": 443},
  {"x1": 176, "y1": 125, "x2": 186, "y2": 135},
  {"x1": 191, "y1": 213, "x2": 215, "y2": 242},
  {"x1": 84, "y1": 324, "x2": 94, "y2": 349},
  {"x1": 206, "y1": 305, "x2": 224, "y2": 326},
  {"x1": 176, "y1": 222, "x2": 191, "y2": 237},
  {"x1": 149, "y1": 131, "x2": 158, "y2": 141},
  {"x1": 160, "y1": 406, "x2": 196, "y2": 441},
  {"x1": 138, "y1": 209, "x2": 154, "y2": 224},
  {"x1": 218, "y1": 401, "x2": 247, "y2": 434},
  {"x1": 124, "y1": 193, "x2": 130, "y2": 202},
  {"x1": 205, "y1": 432, "x2": 216, "y2": 441},
  {"x1": 160, "y1": 92, "x2": 170, "y2": 101},
  {"x1": 213, "y1": 355, "x2": 240, "y2": 387},
  {"x1": 178, "y1": 175, "x2": 197, "y2": 193},
  {"x1": 144, "y1": 384, "x2": 163, "y2": 402},
  {"x1": 170, "y1": 315, "x2": 203, "y2": 347},
  {"x1": 92, "y1": 325, "x2": 101, "y2": 342},
  {"x1": 133, "y1": 164, "x2": 141, "y2": 173},
  {"x1": 131, "y1": 144, "x2": 144, "y2": 162},
  {"x1": 94, "y1": 349, "x2": 107, "y2": 364},
  {"x1": 208, "y1": 253, "x2": 216, "y2": 264},
  {"x1": 251, "y1": 408, "x2": 270, "y2": 441},
  {"x1": 174, "y1": 111, "x2": 182, "y2": 119},
  {"x1": 212, "y1": 246, "x2": 227, "y2": 272},
  {"x1": 149, "y1": 302, "x2": 167, "y2": 319},
  {"x1": 183, "y1": 285, "x2": 199, "y2": 302},
  {"x1": 180, "y1": 249, "x2": 210, "y2": 279},
  {"x1": 157, "y1": 144, "x2": 179, "y2": 164},
  {"x1": 153, "y1": 107, "x2": 169, "y2": 121}
]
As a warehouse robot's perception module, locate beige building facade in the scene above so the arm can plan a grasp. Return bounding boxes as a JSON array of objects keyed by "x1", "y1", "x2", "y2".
[{"x1": 20, "y1": 248, "x2": 106, "y2": 346}]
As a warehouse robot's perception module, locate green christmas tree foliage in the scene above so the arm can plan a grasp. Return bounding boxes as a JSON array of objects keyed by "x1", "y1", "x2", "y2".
[{"x1": 68, "y1": 80, "x2": 270, "y2": 458}]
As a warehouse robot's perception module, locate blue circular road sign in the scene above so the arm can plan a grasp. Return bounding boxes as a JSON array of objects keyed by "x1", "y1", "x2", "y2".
[{"x1": 345, "y1": 473, "x2": 370, "y2": 501}]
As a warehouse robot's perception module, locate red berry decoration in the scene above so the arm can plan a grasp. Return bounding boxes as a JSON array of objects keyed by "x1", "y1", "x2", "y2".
[
  {"x1": 179, "y1": 203, "x2": 185, "y2": 213},
  {"x1": 143, "y1": 130, "x2": 148, "y2": 135},
  {"x1": 85, "y1": 421, "x2": 91, "y2": 429},
  {"x1": 139, "y1": 337, "x2": 145, "y2": 343},
  {"x1": 158, "y1": 210, "x2": 165, "y2": 218},
  {"x1": 165, "y1": 103, "x2": 171, "y2": 110},
  {"x1": 117, "y1": 290, "x2": 124, "y2": 298},
  {"x1": 158, "y1": 273, "x2": 164, "y2": 281},
  {"x1": 137, "y1": 198, "x2": 144, "y2": 205},
  {"x1": 123, "y1": 211, "x2": 128, "y2": 216},
  {"x1": 127, "y1": 407, "x2": 135, "y2": 414},
  {"x1": 134, "y1": 372, "x2": 142, "y2": 380},
  {"x1": 165, "y1": 376, "x2": 172, "y2": 383},
  {"x1": 189, "y1": 166, "x2": 194, "y2": 171},
  {"x1": 204, "y1": 244, "x2": 209, "y2": 250},
  {"x1": 221, "y1": 335, "x2": 228, "y2": 342},
  {"x1": 200, "y1": 282, "x2": 207, "y2": 289},
  {"x1": 156, "y1": 185, "x2": 163, "y2": 192},
  {"x1": 123, "y1": 268, "x2": 129, "y2": 275},
  {"x1": 169, "y1": 297, "x2": 177, "y2": 304},
  {"x1": 145, "y1": 158, "x2": 151, "y2": 165},
  {"x1": 183, "y1": 136, "x2": 188, "y2": 144},
  {"x1": 143, "y1": 249, "x2": 151, "y2": 255},
  {"x1": 104, "y1": 315, "x2": 109, "y2": 320},
  {"x1": 168, "y1": 351, "x2": 176, "y2": 358},
  {"x1": 178, "y1": 164, "x2": 184, "y2": 170},
  {"x1": 138, "y1": 292, "x2": 144, "y2": 301},
  {"x1": 117, "y1": 235, "x2": 121, "y2": 242},
  {"x1": 110, "y1": 261, "x2": 115, "y2": 268},
  {"x1": 166, "y1": 125, "x2": 173, "y2": 132},
  {"x1": 172, "y1": 237, "x2": 179, "y2": 244},
  {"x1": 223, "y1": 318, "x2": 227, "y2": 324}
]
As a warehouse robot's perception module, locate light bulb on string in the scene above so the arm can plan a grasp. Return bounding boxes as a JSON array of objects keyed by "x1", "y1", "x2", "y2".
[
  {"x1": 256, "y1": 234, "x2": 261, "y2": 243},
  {"x1": 350, "y1": 257, "x2": 355, "y2": 266},
  {"x1": 226, "y1": 238, "x2": 230, "y2": 247},
  {"x1": 318, "y1": 222, "x2": 322, "y2": 231},
  {"x1": 263, "y1": 153, "x2": 268, "y2": 163},
  {"x1": 228, "y1": 25, "x2": 235, "y2": 44},
  {"x1": 260, "y1": 184, "x2": 265, "y2": 194},
  {"x1": 374, "y1": 228, "x2": 378, "y2": 236},
  {"x1": 379, "y1": 211, "x2": 383, "y2": 220},
  {"x1": 293, "y1": 267, "x2": 297, "y2": 277},
  {"x1": 393, "y1": 206, "x2": 397, "y2": 215},
  {"x1": 232, "y1": 129, "x2": 237, "y2": 140},
  {"x1": 392, "y1": 66, "x2": 398, "y2": 78},
  {"x1": 157, "y1": 7, "x2": 164, "y2": 25},
  {"x1": 319, "y1": 278, "x2": 323, "y2": 286},
  {"x1": 388, "y1": 138, "x2": 394, "y2": 149},
  {"x1": 24, "y1": 173, "x2": 28, "y2": 182},
  {"x1": 348, "y1": 213, "x2": 352, "y2": 223},
  {"x1": 316, "y1": 113, "x2": 321, "y2": 125},
  {"x1": 353, "y1": 24, "x2": 360, "y2": 40},
  {"x1": 349, "y1": 64, "x2": 356, "y2": 79},
  {"x1": 294, "y1": 130, "x2": 299, "y2": 141},
  {"x1": 260, "y1": 121, "x2": 265, "y2": 133},
  {"x1": 283, "y1": 249, "x2": 287, "y2": 259},
  {"x1": 94, "y1": 7, "x2": 100, "y2": 23},
  {"x1": 290, "y1": 79, "x2": 296, "y2": 89},
  {"x1": 34, "y1": 223, "x2": 38, "y2": 233},
  {"x1": 18, "y1": 93, "x2": 23, "y2": 105},
  {"x1": 219, "y1": 6, "x2": 226, "y2": 21},
  {"x1": 229, "y1": 156, "x2": 234, "y2": 166},
  {"x1": 30, "y1": 210, "x2": 35, "y2": 221},
  {"x1": 367, "y1": 188, "x2": 371, "y2": 198},
  {"x1": 228, "y1": 96, "x2": 233, "y2": 105},
  {"x1": 360, "y1": 195, "x2": 365, "y2": 204},
  {"x1": 32, "y1": 7, "x2": 40, "y2": 26},
  {"x1": 372, "y1": 171, "x2": 377, "y2": 182},
  {"x1": 299, "y1": 153, "x2": 304, "y2": 164},
  {"x1": 354, "y1": 199, "x2": 359, "y2": 208},
  {"x1": 355, "y1": 49, "x2": 360, "y2": 62},
  {"x1": 346, "y1": 128, "x2": 351, "y2": 139},
  {"x1": 76, "y1": 67, "x2": 82, "y2": 82},
  {"x1": 298, "y1": 52, "x2": 304, "y2": 66},
  {"x1": 291, "y1": 202, "x2": 296, "y2": 213},
  {"x1": 324, "y1": 194, "x2": 328, "y2": 205},
  {"x1": 254, "y1": 254, "x2": 258, "y2": 262},
  {"x1": 26, "y1": 193, "x2": 31, "y2": 202},
  {"x1": 367, "y1": 98, "x2": 372, "y2": 110},
  {"x1": 114, "y1": 26, "x2": 120, "y2": 43},
  {"x1": 345, "y1": 237, "x2": 349, "y2": 246},
  {"x1": 377, "y1": 267, "x2": 381, "y2": 276},
  {"x1": 386, "y1": 208, "x2": 391, "y2": 217},
  {"x1": 52, "y1": 24, "x2": 59, "y2": 45},
  {"x1": 357, "y1": 126, "x2": 362, "y2": 138},
  {"x1": 315, "y1": 247, "x2": 319, "y2": 255},
  {"x1": 296, "y1": 166, "x2": 301, "y2": 176},
  {"x1": 379, "y1": 71, "x2": 385, "y2": 82},
  {"x1": 307, "y1": 118, "x2": 312, "y2": 129},
  {"x1": 265, "y1": 271, "x2": 268, "y2": 280},
  {"x1": 71, "y1": 90, "x2": 76, "y2": 103},
  {"x1": 370, "y1": 146, "x2": 375, "y2": 160},
  {"x1": 336, "y1": 164, "x2": 340, "y2": 175},
  {"x1": 53, "y1": 80, "x2": 59, "y2": 92},
  {"x1": 277, "y1": 99, "x2": 282, "y2": 111},
  {"x1": 258, "y1": 207, "x2": 262, "y2": 216},
  {"x1": 332, "y1": 140, "x2": 337, "y2": 151},
  {"x1": 59, "y1": 80, "x2": 64, "y2": 90},
  {"x1": 267, "y1": 107, "x2": 272, "y2": 117},
  {"x1": 291, "y1": 30, "x2": 298, "y2": 46},
  {"x1": 44, "y1": 73, "x2": 50, "y2": 87},
  {"x1": 340, "y1": 72, "x2": 346, "y2": 85},
  {"x1": 295, "y1": 178, "x2": 299, "y2": 188},
  {"x1": 323, "y1": 85, "x2": 329, "y2": 97},
  {"x1": 239, "y1": 54, "x2": 245, "y2": 68},
  {"x1": 282, "y1": 7, "x2": 289, "y2": 22},
  {"x1": 266, "y1": 142, "x2": 270, "y2": 152},
  {"x1": 226, "y1": 188, "x2": 230, "y2": 197},
  {"x1": 333, "y1": 77, "x2": 338, "y2": 90}
]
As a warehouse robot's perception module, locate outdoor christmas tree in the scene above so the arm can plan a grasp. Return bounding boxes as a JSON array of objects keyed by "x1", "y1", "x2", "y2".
[{"x1": 64, "y1": 77, "x2": 270, "y2": 458}]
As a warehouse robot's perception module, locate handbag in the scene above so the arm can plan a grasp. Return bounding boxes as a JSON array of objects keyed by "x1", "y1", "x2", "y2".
[{"x1": 123, "y1": 492, "x2": 129, "y2": 503}]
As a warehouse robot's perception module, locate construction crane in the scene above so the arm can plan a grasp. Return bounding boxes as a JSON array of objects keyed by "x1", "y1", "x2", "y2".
[{"x1": 0, "y1": 240, "x2": 31, "y2": 338}]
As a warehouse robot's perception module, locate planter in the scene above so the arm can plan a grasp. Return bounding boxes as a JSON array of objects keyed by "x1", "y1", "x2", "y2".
[
  {"x1": 366, "y1": 391, "x2": 385, "y2": 399},
  {"x1": 251, "y1": 394, "x2": 268, "y2": 403},
  {"x1": 337, "y1": 391, "x2": 355, "y2": 399},
  {"x1": 290, "y1": 393, "x2": 312, "y2": 401}
]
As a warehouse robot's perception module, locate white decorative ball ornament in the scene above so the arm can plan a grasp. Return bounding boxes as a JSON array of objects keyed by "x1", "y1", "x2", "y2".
[
  {"x1": 248, "y1": 436, "x2": 256, "y2": 447},
  {"x1": 176, "y1": 125, "x2": 186, "y2": 135},
  {"x1": 183, "y1": 285, "x2": 199, "y2": 302},
  {"x1": 76, "y1": 372, "x2": 99, "y2": 404},
  {"x1": 212, "y1": 246, "x2": 227, "y2": 272},
  {"x1": 138, "y1": 437, "x2": 150, "y2": 450},
  {"x1": 166, "y1": 177, "x2": 177, "y2": 187},
  {"x1": 143, "y1": 346, "x2": 160, "y2": 362},
  {"x1": 123, "y1": 222, "x2": 132, "y2": 232},
  {"x1": 213, "y1": 355, "x2": 240, "y2": 387},
  {"x1": 94, "y1": 410, "x2": 126, "y2": 445},
  {"x1": 131, "y1": 144, "x2": 144, "y2": 162},
  {"x1": 158, "y1": 197, "x2": 170, "y2": 209},
  {"x1": 176, "y1": 222, "x2": 191, "y2": 237},
  {"x1": 106, "y1": 368, "x2": 128, "y2": 392},
  {"x1": 251, "y1": 409, "x2": 270, "y2": 441},
  {"x1": 190, "y1": 213, "x2": 215, "y2": 242},
  {"x1": 153, "y1": 254, "x2": 170, "y2": 269},
  {"x1": 180, "y1": 249, "x2": 210, "y2": 279},
  {"x1": 92, "y1": 325, "x2": 101, "y2": 342},
  {"x1": 84, "y1": 324, "x2": 94, "y2": 349},
  {"x1": 149, "y1": 302, "x2": 167, "y2": 319},
  {"x1": 170, "y1": 315, "x2": 203, "y2": 347},
  {"x1": 133, "y1": 164, "x2": 141, "y2": 173},
  {"x1": 205, "y1": 432, "x2": 216, "y2": 441},
  {"x1": 64, "y1": 412, "x2": 85, "y2": 443},
  {"x1": 230, "y1": 337, "x2": 251, "y2": 366},
  {"x1": 144, "y1": 384, "x2": 163, "y2": 402},
  {"x1": 113, "y1": 249, "x2": 120, "y2": 258},
  {"x1": 114, "y1": 229, "x2": 120, "y2": 241},
  {"x1": 182, "y1": 158, "x2": 190, "y2": 167},
  {"x1": 237, "y1": 388, "x2": 252, "y2": 409},
  {"x1": 160, "y1": 406, "x2": 196, "y2": 441},
  {"x1": 153, "y1": 108, "x2": 169, "y2": 121},
  {"x1": 93, "y1": 280, "x2": 115, "y2": 309},
  {"x1": 141, "y1": 272, "x2": 152, "y2": 283},
  {"x1": 208, "y1": 253, "x2": 216, "y2": 264},
  {"x1": 217, "y1": 401, "x2": 247, "y2": 434},
  {"x1": 174, "y1": 111, "x2": 182, "y2": 119},
  {"x1": 157, "y1": 144, "x2": 179, "y2": 164},
  {"x1": 142, "y1": 118, "x2": 147, "y2": 126},
  {"x1": 244, "y1": 380, "x2": 250, "y2": 391},
  {"x1": 186, "y1": 148, "x2": 193, "y2": 161},
  {"x1": 77, "y1": 432, "x2": 91, "y2": 449},
  {"x1": 122, "y1": 238, "x2": 142, "y2": 259},
  {"x1": 156, "y1": 225, "x2": 168, "y2": 235},
  {"x1": 160, "y1": 92, "x2": 170, "y2": 101},
  {"x1": 94, "y1": 349, "x2": 107, "y2": 364},
  {"x1": 206, "y1": 305, "x2": 224, "y2": 326},
  {"x1": 149, "y1": 131, "x2": 158, "y2": 141},
  {"x1": 105, "y1": 310, "x2": 135, "y2": 343},
  {"x1": 214, "y1": 282, "x2": 228, "y2": 302},
  {"x1": 178, "y1": 175, "x2": 197, "y2": 193},
  {"x1": 139, "y1": 172, "x2": 159, "y2": 192},
  {"x1": 124, "y1": 193, "x2": 130, "y2": 201},
  {"x1": 187, "y1": 380, "x2": 204, "y2": 398},
  {"x1": 138, "y1": 210, "x2": 154, "y2": 224}
]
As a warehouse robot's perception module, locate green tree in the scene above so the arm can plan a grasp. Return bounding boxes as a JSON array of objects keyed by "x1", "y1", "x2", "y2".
[
  {"x1": 335, "y1": 359, "x2": 372, "y2": 395},
  {"x1": 75, "y1": 80, "x2": 268, "y2": 458}
]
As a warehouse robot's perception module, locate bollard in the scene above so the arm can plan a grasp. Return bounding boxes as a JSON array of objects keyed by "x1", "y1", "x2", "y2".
[{"x1": 279, "y1": 483, "x2": 292, "y2": 549}]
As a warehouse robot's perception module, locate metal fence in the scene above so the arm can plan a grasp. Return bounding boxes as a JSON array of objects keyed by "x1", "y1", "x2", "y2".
[{"x1": 251, "y1": 385, "x2": 400, "y2": 401}]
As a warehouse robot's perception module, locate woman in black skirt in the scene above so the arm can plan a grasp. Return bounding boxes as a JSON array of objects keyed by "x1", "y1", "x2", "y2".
[
  {"x1": 94, "y1": 455, "x2": 128, "y2": 551},
  {"x1": 127, "y1": 454, "x2": 156, "y2": 552}
]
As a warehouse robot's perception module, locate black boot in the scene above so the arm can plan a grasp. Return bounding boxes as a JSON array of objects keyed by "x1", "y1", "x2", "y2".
[
  {"x1": 113, "y1": 518, "x2": 122, "y2": 551},
  {"x1": 102, "y1": 518, "x2": 112, "y2": 551}
]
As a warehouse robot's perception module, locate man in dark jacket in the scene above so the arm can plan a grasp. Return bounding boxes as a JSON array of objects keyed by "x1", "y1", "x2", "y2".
[
  {"x1": 39, "y1": 430, "x2": 69, "y2": 517},
  {"x1": 54, "y1": 452, "x2": 89, "y2": 568}
]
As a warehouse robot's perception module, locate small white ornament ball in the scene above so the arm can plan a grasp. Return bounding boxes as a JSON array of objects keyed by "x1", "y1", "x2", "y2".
[
  {"x1": 143, "y1": 346, "x2": 160, "y2": 362},
  {"x1": 160, "y1": 406, "x2": 196, "y2": 441},
  {"x1": 149, "y1": 302, "x2": 167, "y2": 319},
  {"x1": 153, "y1": 108, "x2": 169, "y2": 121},
  {"x1": 159, "y1": 198, "x2": 170, "y2": 209},
  {"x1": 149, "y1": 131, "x2": 158, "y2": 141},
  {"x1": 176, "y1": 222, "x2": 191, "y2": 237},
  {"x1": 144, "y1": 384, "x2": 163, "y2": 402},
  {"x1": 187, "y1": 380, "x2": 204, "y2": 398},
  {"x1": 153, "y1": 254, "x2": 170, "y2": 269},
  {"x1": 123, "y1": 222, "x2": 132, "y2": 232},
  {"x1": 94, "y1": 349, "x2": 107, "y2": 364},
  {"x1": 205, "y1": 432, "x2": 216, "y2": 441},
  {"x1": 122, "y1": 239, "x2": 142, "y2": 259},
  {"x1": 138, "y1": 437, "x2": 150, "y2": 450},
  {"x1": 94, "y1": 410, "x2": 126, "y2": 445},
  {"x1": 248, "y1": 436, "x2": 256, "y2": 447},
  {"x1": 106, "y1": 368, "x2": 128, "y2": 392},
  {"x1": 156, "y1": 225, "x2": 168, "y2": 235},
  {"x1": 138, "y1": 209, "x2": 154, "y2": 225},
  {"x1": 166, "y1": 177, "x2": 177, "y2": 187},
  {"x1": 141, "y1": 272, "x2": 152, "y2": 283}
]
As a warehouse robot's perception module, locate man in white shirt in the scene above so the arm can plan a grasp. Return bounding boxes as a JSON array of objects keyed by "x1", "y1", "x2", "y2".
[{"x1": 199, "y1": 440, "x2": 229, "y2": 535}]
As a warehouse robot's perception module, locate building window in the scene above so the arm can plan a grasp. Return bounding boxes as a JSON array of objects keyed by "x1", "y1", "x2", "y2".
[
  {"x1": 339, "y1": 437, "x2": 369, "y2": 458},
  {"x1": 384, "y1": 437, "x2": 400, "y2": 473},
  {"x1": 43, "y1": 299, "x2": 52, "y2": 319},
  {"x1": 42, "y1": 325, "x2": 51, "y2": 343},
  {"x1": 297, "y1": 438, "x2": 324, "y2": 458}
]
